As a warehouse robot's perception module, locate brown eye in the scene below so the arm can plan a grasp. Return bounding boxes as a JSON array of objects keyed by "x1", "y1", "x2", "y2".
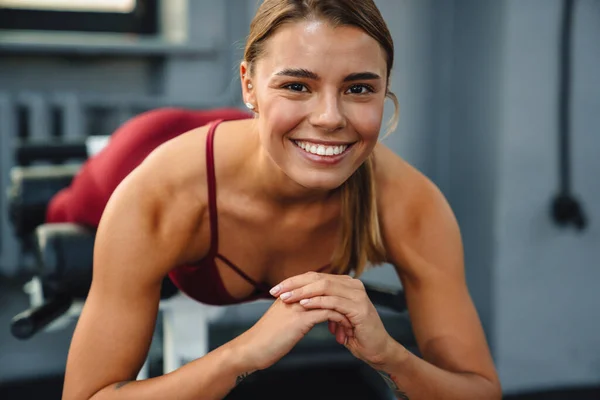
[
  {"x1": 284, "y1": 83, "x2": 308, "y2": 92},
  {"x1": 346, "y1": 84, "x2": 373, "y2": 95}
]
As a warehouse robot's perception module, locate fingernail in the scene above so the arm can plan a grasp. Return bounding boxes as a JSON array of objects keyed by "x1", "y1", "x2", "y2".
[
  {"x1": 280, "y1": 292, "x2": 291, "y2": 300},
  {"x1": 300, "y1": 299, "x2": 310, "y2": 305},
  {"x1": 269, "y1": 285, "x2": 281, "y2": 295},
  {"x1": 344, "y1": 336, "x2": 348, "y2": 346}
]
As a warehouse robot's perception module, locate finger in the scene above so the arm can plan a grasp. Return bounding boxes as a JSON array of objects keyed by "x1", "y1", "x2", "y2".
[
  {"x1": 328, "y1": 321, "x2": 336, "y2": 335},
  {"x1": 335, "y1": 323, "x2": 346, "y2": 345},
  {"x1": 330, "y1": 322, "x2": 353, "y2": 338},
  {"x1": 345, "y1": 325, "x2": 354, "y2": 337},
  {"x1": 299, "y1": 295, "x2": 358, "y2": 318},
  {"x1": 278, "y1": 278, "x2": 358, "y2": 304},
  {"x1": 304, "y1": 309, "x2": 352, "y2": 331},
  {"x1": 270, "y1": 272, "x2": 354, "y2": 297}
]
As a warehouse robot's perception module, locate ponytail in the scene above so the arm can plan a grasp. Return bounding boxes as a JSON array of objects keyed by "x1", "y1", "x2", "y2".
[{"x1": 331, "y1": 155, "x2": 386, "y2": 277}]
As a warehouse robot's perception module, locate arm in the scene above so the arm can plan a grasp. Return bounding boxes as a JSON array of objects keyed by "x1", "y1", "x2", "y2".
[
  {"x1": 373, "y1": 155, "x2": 502, "y2": 399},
  {"x1": 269, "y1": 149, "x2": 502, "y2": 399},
  {"x1": 62, "y1": 149, "x2": 254, "y2": 400}
]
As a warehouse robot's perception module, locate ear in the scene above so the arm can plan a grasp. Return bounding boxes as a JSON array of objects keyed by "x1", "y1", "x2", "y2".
[{"x1": 240, "y1": 61, "x2": 256, "y2": 108}]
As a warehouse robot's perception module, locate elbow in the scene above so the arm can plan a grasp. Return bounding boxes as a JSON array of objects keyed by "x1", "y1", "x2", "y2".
[
  {"x1": 487, "y1": 384, "x2": 503, "y2": 400},
  {"x1": 491, "y1": 381, "x2": 503, "y2": 400},
  {"x1": 62, "y1": 383, "x2": 106, "y2": 400},
  {"x1": 460, "y1": 372, "x2": 502, "y2": 400},
  {"x1": 62, "y1": 390, "x2": 93, "y2": 400},
  {"x1": 479, "y1": 375, "x2": 503, "y2": 400}
]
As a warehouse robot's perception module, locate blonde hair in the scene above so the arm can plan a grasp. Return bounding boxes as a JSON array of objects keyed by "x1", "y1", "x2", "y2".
[{"x1": 245, "y1": 0, "x2": 399, "y2": 277}]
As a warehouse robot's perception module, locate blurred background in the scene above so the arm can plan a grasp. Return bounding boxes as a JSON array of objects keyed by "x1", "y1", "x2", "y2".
[{"x1": 0, "y1": 0, "x2": 598, "y2": 399}]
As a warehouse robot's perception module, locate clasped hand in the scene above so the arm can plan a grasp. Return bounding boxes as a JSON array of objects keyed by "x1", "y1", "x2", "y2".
[{"x1": 269, "y1": 271, "x2": 396, "y2": 366}]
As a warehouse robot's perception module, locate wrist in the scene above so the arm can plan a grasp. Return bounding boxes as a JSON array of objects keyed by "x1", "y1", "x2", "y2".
[
  {"x1": 223, "y1": 336, "x2": 259, "y2": 377},
  {"x1": 366, "y1": 336, "x2": 410, "y2": 372}
]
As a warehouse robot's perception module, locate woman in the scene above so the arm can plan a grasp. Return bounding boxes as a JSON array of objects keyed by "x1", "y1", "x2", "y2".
[{"x1": 61, "y1": 0, "x2": 502, "y2": 399}]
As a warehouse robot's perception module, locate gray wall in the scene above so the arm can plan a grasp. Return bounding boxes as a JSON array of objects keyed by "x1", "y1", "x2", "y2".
[
  {"x1": 494, "y1": 0, "x2": 600, "y2": 393},
  {"x1": 430, "y1": 0, "x2": 505, "y2": 353},
  {"x1": 1, "y1": 0, "x2": 599, "y2": 395}
]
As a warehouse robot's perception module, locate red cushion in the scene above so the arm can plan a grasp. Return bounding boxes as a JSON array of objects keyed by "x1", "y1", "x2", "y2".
[{"x1": 46, "y1": 107, "x2": 252, "y2": 227}]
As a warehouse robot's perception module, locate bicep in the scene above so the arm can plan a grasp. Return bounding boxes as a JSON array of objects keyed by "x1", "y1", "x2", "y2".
[
  {"x1": 63, "y1": 175, "x2": 178, "y2": 400},
  {"x1": 383, "y1": 178, "x2": 498, "y2": 383}
]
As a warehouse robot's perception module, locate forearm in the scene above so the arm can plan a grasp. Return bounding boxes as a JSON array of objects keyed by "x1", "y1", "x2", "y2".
[
  {"x1": 372, "y1": 342, "x2": 501, "y2": 400},
  {"x1": 90, "y1": 341, "x2": 253, "y2": 400}
]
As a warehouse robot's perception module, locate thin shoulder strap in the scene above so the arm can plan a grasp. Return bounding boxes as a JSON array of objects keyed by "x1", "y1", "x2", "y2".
[{"x1": 206, "y1": 119, "x2": 223, "y2": 256}]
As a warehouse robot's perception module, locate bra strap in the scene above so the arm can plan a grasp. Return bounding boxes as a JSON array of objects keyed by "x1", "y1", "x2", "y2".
[{"x1": 206, "y1": 119, "x2": 223, "y2": 255}]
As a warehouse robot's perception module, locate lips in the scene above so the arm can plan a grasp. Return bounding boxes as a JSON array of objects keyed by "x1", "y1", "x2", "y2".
[
  {"x1": 288, "y1": 139, "x2": 355, "y2": 167},
  {"x1": 292, "y1": 140, "x2": 353, "y2": 157}
]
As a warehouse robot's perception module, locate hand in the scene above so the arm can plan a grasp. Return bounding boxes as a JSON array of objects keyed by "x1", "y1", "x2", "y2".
[
  {"x1": 232, "y1": 297, "x2": 354, "y2": 371},
  {"x1": 270, "y1": 272, "x2": 397, "y2": 366}
]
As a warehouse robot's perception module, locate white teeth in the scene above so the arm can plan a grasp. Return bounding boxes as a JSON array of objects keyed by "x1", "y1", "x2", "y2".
[{"x1": 294, "y1": 140, "x2": 349, "y2": 157}]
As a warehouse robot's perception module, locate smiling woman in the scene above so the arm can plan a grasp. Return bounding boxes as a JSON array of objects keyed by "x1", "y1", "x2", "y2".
[{"x1": 49, "y1": 1, "x2": 502, "y2": 399}]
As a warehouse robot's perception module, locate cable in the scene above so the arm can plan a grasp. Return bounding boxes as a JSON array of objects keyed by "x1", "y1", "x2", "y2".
[
  {"x1": 558, "y1": 0, "x2": 573, "y2": 195},
  {"x1": 551, "y1": 0, "x2": 587, "y2": 231}
]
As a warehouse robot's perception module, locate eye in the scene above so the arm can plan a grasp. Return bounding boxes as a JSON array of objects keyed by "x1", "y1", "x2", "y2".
[
  {"x1": 283, "y1": 83, "x2": 308, "y2": 92},
  {"x1": 346, "y1": 84, "x2": 374, "y2": 95}
]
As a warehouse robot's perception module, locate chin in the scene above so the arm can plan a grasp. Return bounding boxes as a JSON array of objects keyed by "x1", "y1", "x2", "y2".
[{"x1": 289, "y1": 169, "x2": 353, "y2": 192}]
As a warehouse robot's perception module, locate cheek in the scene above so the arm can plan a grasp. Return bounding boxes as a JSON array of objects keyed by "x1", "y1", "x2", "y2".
[
  {"x1": 261, "y1": 98, "x2": 305, "y2": 139},
  {"x1": 347, "y1": 104, "x2": 384, "y2": 142}
]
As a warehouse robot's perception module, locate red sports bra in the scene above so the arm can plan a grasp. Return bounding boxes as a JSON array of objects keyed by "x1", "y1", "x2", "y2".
[{"x1": 167, "y1": 120, "x2": 329, "y2": 305}]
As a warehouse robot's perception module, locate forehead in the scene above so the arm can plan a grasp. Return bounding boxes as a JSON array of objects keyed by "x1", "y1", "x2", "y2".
[{"x1": 259, "y1": 20, "x2": 387, "y2": 77}]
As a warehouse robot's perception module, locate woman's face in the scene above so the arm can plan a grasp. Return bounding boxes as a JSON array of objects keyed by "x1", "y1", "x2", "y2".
[{"x1": 243, "y1": 20, "x2": 388, "y2": 191}]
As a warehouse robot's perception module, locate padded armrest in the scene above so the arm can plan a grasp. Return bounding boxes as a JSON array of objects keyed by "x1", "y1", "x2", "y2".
[
  {"x1": 34, "y1": 222, "x2": 178, "y2": 300},
  {"x1": 35, "y1": 223, "x2": 96, "y2": 299},
  {"x1": 11, "y1": 222, "x2": 178, "y2": 340},
  {"x1": 8, "y1": 165, "x2": 81, "y2": 238}
]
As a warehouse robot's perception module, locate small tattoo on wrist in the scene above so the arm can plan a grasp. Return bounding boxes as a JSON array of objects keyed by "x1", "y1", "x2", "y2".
[
  {"x1": 114, "y1": 381, "x2": 132, "y2": 390},
  {"x1": 377, "y1": 370, "x2": 409, "y2": 399},
  {"x1": 236, "y1": 372, "x2": 251, "y2": 385}
]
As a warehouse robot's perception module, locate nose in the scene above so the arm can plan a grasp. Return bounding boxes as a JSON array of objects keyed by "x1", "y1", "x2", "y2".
[{"x1": 309, "y1": 92, "x2": 346, "y2": 132}]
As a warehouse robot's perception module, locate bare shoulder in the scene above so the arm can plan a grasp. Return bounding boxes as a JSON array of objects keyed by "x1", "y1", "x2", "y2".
[
  {"x1": 104, "y1": 117, "x2": 254, "y2": 266},
  {"x1": 372, "y1": 143, "x2": 462, "y2": 280},
  {"x1": 102, "y1": 123, "x2": 215, "y2": 268}
]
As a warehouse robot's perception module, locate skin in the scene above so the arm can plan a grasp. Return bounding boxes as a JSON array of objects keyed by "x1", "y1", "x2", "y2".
[{"x1": 61, "y1": 20, "x2": 501, "y2": 400}]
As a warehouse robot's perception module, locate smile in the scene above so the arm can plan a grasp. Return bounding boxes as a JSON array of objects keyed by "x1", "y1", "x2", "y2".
[{"x1": 292, "y1": 140, "x2": 352, "y2": 157}]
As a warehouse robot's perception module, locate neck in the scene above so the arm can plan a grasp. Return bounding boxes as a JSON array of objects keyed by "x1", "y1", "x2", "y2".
[
  {"x1": 258, "y1": 151, "x2": 339, "y2": 206},
  {"x1": 243, "y1": 124, "x2": 339, "y2": 207}
]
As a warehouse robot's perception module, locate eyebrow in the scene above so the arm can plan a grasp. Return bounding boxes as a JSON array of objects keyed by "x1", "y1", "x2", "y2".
[{"x1": 274, "y1": 68, "x2": 381, "y2": 82}]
